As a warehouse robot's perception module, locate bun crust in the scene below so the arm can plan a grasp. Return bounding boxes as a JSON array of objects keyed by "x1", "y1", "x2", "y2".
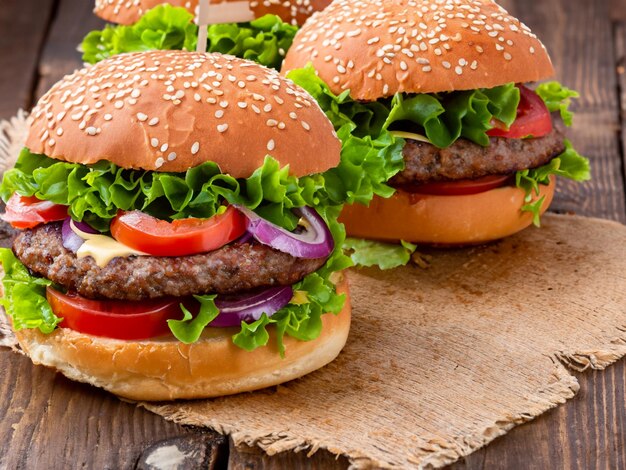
[
  {"x1": 26, "y1": 51, "x2": 340, "y2": 177},
  {"x1": 282, "y1": 0, "x2": 554, "y2": 100},
  {"x1": 14, "y1": 277, "x2": 350, "y2": 401},
  {"x1": 339, "y1": 177, "x2": 556, "y2": 244},
  {"x1": 94, "y1": 0, "x2": 332, "y2": 26}
]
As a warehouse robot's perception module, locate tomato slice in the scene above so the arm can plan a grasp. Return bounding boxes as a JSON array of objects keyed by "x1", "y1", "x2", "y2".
[
  {"x1": 110, "y1": 206, "x2": 247, "y2": 257},
  {"x1": 396, "y1": 174, "x2": 512, "y2": 196},
  {"x1": 2, "y1": 193, "x2": 68, "y2": 229},
  {"x1": 47, "y1": 287, "x2": 183, "y2": 340},
  {"x1": 487, "y1": 85, "x2": 553, "y2": 139}
]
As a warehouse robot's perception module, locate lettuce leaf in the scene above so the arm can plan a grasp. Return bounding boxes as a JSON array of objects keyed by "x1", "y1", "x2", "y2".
[
  {"x1": 343, "y1": 238, "x2": 417, "y2": 270},
  {"x1": 535, "y1": 81, "x2": 579, "y2": 126},
  {"x1": 383, "y1": 83, "x2": 520, "y2": 147},
  {"x1": 0, "y1": 248, "x2": 61, "y2": 333},
  {"x1": 1, "y1": 149, "x2": 332, "y2": 232},
  {"x1": 516, "y1": 140, "x2": 591, "y2": 225},
  {"x1": 287, "y1": 66, "x2": 405, "y2": 204},
  {"x1": 81, "y1": 5, "x2": 297, "y2": 70},
  {"x1": 289, "y1": 65, "x2": 520, "y2": 152}
]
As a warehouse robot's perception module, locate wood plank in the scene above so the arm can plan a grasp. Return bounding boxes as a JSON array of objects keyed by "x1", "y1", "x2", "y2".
[
  {"x1": 500, "y1": 0, "x2": 626, "y2": 223},
  {"x1": 616, "y1": 22, "x2": 626, "y2": 214},
  {"x1": 228, "y1": 441, "x2": 349, "y2": 469},
  {"x1": 35, "y1": 0, "x2": 106, "y2": 100},
  {"x1": 0, "y1": 350, "x2": 200, "y2": 469},
  {"x1": 450, "y1": 359, "x2": 626, "y2": 469},
  {"x1": 0, "y1": 0, "x2": 55, "y2": 120}
]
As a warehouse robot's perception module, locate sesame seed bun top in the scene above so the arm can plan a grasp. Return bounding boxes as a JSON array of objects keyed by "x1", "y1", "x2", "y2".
[
  {"x1": 281, "y1": 0, "x2": 554, "y2": 101},
  {"x1": 26, "y1": 50, "x2": 340, "y2": 177},
  {"x1": 94, "y1": 0, "x2": 332, "y2": 26}
]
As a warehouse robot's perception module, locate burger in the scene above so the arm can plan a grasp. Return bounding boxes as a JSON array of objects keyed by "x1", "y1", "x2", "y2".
[
  {"x1": 82, "y1": 0, "x2": 332, "y2": 69},
  {"x1": 282, "y1": 0, "x2": 590, "y2": 245},
  {"x1": 0, "y1": 50, "x2": 354, "y2": 401}
]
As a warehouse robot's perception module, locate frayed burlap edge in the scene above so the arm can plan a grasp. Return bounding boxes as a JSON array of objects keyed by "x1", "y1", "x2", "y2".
[
  {"x1": 143, "y1": 341, "x2": 626, "y2": 469},
  {"x1": 142, "y1": 351, "x2": 603, "y2": 469},
  {"x1": 0, "y1": 110, "x2": 28, "y2": 175}
]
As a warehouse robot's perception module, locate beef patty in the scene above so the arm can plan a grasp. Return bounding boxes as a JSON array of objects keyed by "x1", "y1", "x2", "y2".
[
  {"x1": 13, "y1": 222, "x2": 327, "y2": 301},
  {"x1": 392, "y1": 115, "x2": 566, "y2": 185}
]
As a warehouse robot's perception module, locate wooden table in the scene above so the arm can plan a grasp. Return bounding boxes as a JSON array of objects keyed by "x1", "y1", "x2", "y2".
[{"x1": 1, "y1": 0, "x2": 625, "y2": 468}]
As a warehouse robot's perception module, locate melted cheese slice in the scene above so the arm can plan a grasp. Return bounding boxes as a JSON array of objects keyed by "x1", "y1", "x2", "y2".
[
  {"x1": 71, "y1": 221, "x2": 148, "y2": 268},
  {"x1": 389, "y1": 130, "x2": 431, "y2": 143}
]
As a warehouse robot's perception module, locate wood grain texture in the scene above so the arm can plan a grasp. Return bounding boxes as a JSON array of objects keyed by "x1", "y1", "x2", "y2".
[
  {"x1": 0, "y1": 349, "x2": 197, "y2": 469},
  {"x1": 0, "y1": 0, "x2": 625, "y2": 469},
  {"x1": 450, "y1": 359, "x2": 626, "y2": 470},
  {"x1": 616, "y1": 22, "x2": 626, "y2": 212},
  {"x1": 35, "y1": 0, "x2": 105, "y2": 99},
  {"x1": 0, "y1": 0, "x2": 55, "y2": 120},
  {"x1": 501, "y1": 0, "x2": 626, "y2": 223}
]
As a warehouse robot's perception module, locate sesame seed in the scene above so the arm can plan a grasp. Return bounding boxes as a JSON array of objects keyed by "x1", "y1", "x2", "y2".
[
  {"x1": 264, "y1": 104, "x2": 272, "y2": 112},
  {"x1": 267, "y1": 139, "x2": 275, "y2": 151},
  {"x1": 104, "y1": 114, "x2": 112, "y2": 121},
  {"x1": 504, "y1": 52, "x2": 512, "y2": 60},
  {"x1": 267, "y1": 119, "x2": 278, "y2": 127},
  {"x1": 238, "y1": 102, "x2": 248, "y2": 109},
  {"x1": 442, "y1": 61, "x2": 452, "y2": 69},
  {"x1": 215, "y1": 110, "x2": 224, "y2": 118},
  {"x1": 148, "y1": 117, "x2": 159, "y2": 126},
  {"x1": 160, "y1": 143, "x2": 169, "y2": 152},
  {"x1": 217, "y1": 123, "x2": 228, "y2": 133},
  {"x1": 151, "y1": 138, "x2": 159, "y2": 148},
  {"x1": 137, "y1": 112, "x2": 148, "y2": 121},
  {"x1": 289, "y1": 112, "x2": 297, "y2": 119},
  {"x1": 86, "y1": 127, "x2": 97, "y2": 136},
  {"x1": 155, "y1": 157, "x2": 165, "y2": 168},
  {"x1": 191, "y1": 142, "x2": 200, "y2": 155},
  {"x1": 455, "y1": 66, "x2": 463, "y2": 75},
  {"x1": 301, "y1": 121, "x2": 311, "y2": 131},
  {"x1": 167, "y1": 152, "x2": 177, "y2": 161},
  {"x1": 56, "y1": 128, "x2": 63, "y2": 136}
]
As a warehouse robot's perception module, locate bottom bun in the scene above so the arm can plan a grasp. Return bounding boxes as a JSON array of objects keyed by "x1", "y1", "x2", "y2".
[
  {"x1": 15, "y1": 276, "x2": 351, "y2": 401},
  {"x1": 340, "y1": 176, "x2": 556, "y2": 245}
]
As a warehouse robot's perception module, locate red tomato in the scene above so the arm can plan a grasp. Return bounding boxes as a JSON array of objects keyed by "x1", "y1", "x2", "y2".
[
  {"x1": 487, "y1": 85, "x2": 553, "y2": 139},
  {"x1": 47, "y1": 287, "x2": 183, "y2": 340},
  {"x1": 397, "y1": 174, "x2": 512, "y2": 196},
  {"x1": 2, "y1": 193, "x2": 67, "y2": 229},
  {"x1": 110, "y1": 206, "x2": 247, "y2": 257}
]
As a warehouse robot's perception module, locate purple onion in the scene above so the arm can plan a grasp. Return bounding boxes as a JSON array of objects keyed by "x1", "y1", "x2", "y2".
[
  {"x1": 210, "y1": 285, "x2": 293, "y2": 327},
  {"x1": 61, "y1": 217, "x2": 97, "y2": 253},
  {"x1": 236, "y1": 206, "x2": 333, "y2": 259}
]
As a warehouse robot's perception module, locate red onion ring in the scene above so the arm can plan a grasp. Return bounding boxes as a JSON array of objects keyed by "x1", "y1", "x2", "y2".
[
  {"x1": 236, "y1": 206, "x2": 333, "y2": 259},
  {"x1": 210, "y1": 285, "x2": 293, "y2": 327},
  {"x1": 61, "y1": 218, "x2": 97, "y2": 253}
]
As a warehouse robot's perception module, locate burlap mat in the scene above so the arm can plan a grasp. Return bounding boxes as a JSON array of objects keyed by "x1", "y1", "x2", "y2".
[{"x1": 2, "y1": 114, "x2": 626, "y2": 468}]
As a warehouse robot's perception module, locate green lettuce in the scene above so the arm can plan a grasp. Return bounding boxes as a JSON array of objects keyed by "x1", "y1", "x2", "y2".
[
  {"x1": 535, "y1": 81, "x2": 579, "y2": 127},
  {"x1": 516, "y1": 139, "x2": 591, "y2": 225},
  {"x1": 382, "y1": 83, "x2": 520, "y2": 147},
  {"x1": 343, "y1": 238, "x2": 417, "y2": 270},
  {"x1": 289, "y1": 65, "x2": 521, "y2": 151},
  {"x1": 1, "y1": 149, "x2": 330, "y2": 232},
  {"x1": 0, "y1": 248, "x2": 61, "y2": 333},
  {"x1": 287, "y1": 66, "x2": 405, "y2": 204},
  {"x1": 514, "y1": 82, "x2": 590, "y2": 224},
  {"x1": 81, "y1": 5, "x2": 297, "y2": 70}
]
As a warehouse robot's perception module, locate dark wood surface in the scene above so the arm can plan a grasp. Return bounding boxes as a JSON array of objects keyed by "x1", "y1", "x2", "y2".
[{"x1": 0, "y1": 0, "x2": 625, "y2": 468}]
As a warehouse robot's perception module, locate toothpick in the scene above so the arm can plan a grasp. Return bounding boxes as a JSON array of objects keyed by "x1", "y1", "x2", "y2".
[{"x1": 196, "y1": 1, "x2": 209, "y2": 52}]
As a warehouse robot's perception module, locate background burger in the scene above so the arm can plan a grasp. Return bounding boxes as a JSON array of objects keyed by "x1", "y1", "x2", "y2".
[
  {"x1": 82, "y1": 0, "x2": 332, "y2": 69},
  {"x1": 282, "y1": 0, "x2": 590, "y2": 246},
  {"x1": 0, "y1": 50, "x2": 353, "y2": 401}
]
